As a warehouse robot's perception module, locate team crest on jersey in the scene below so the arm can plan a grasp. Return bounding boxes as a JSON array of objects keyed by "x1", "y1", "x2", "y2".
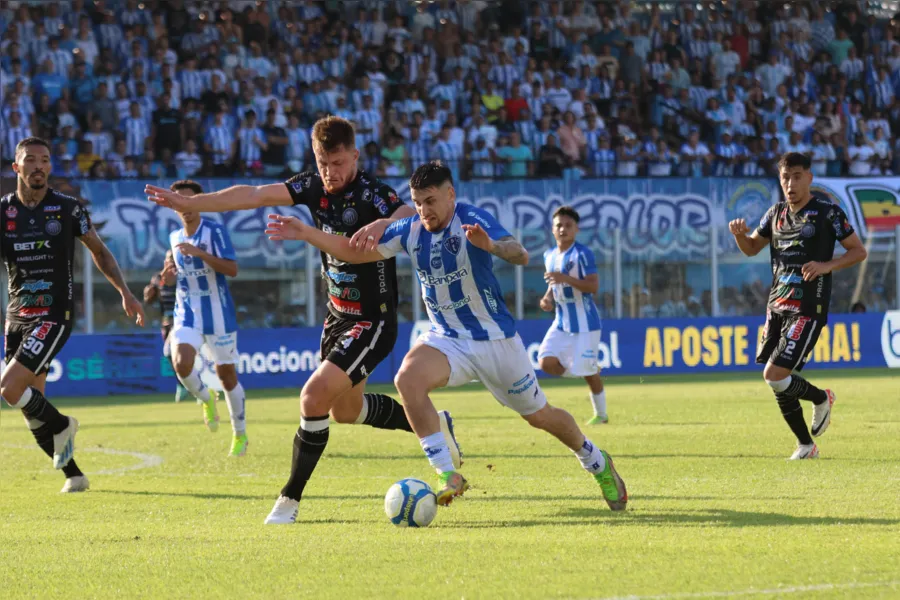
[
  {"x1": 564, "y1": 260, "x2": 574, "y2": 272},
  {"x1": 196, "y1": 242, "x2": 208, "y2": 252},
  {"x1": 5, "y1": 206, "x2": 17, "y2": 218},
  {"x1": 320, "y1": 197, "x2": 328, "y2": 209},
  {"x1": 342, "y1": 208, "x2": 358, "y2": 225},
  {"x1": 291, "y1": 182, "x2": 303, "y2": 193},
  {"x1": 45, "y1": 220, "x2": 61, "y2": 236},
  {"x1": 800, "y1": 223, "x2": 815, "y2": 238},
  {"x1": 443, "y1": 235, "x2": 461, "y2": 255}
]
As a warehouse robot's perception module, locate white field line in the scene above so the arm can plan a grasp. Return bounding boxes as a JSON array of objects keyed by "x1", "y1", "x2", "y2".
[{"x1": 2, "y1": 444, "x2": 164, "y2": 475}]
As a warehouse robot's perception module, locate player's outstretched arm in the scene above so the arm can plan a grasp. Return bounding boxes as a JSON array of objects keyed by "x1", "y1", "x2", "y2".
[
  {"x1": 146, "y1": 183, "x2": 292, "y2": 213},
  {"x1": 80, "y1": 228, "x2": 146, "y2": 327},
  {"x1": 728, "y1": 218, "x2": 768, "y2": 257},
  {"x1": 265, "y1": 215, "x2": 384, "y2": 264},
  {"x1": 462, "y1": 224, "x2": 530, "y2": 265},
  {"x1": 350, "y1": 204, "x2": 417, "y2": 251}
]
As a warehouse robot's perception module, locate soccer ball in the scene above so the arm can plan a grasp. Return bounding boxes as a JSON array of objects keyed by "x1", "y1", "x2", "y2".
[{"x1": 384, "y1": 478, "x2": 437, "y2": 528}]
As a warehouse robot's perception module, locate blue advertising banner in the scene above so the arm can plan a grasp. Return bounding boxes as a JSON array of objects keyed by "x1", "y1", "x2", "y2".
[
  {"x1": 5, "y1": 312, "x2": 896, "y2": 397},
  {"x1": 76, "y1": 177, "x2": 797, "y2": 269}
]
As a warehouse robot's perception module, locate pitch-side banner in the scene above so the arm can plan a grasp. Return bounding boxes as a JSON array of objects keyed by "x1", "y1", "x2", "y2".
[{"x1": 2, "y1": 312, "x2": 896, "y2": 397}]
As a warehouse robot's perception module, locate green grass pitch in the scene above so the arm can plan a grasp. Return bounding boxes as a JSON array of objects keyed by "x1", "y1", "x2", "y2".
[{"x1": 1, "y1": 369, "x2": 899, "y2": 599}]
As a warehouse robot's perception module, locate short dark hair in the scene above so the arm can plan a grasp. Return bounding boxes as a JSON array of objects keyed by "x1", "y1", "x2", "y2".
[
  {"x1": 409, "y1": 161, "x2": 453, "y2": 190},
  {"x1": 170, "y1": 180, "x2": 204, "y2": 194},
  {"x1": 553, "y1": 205, "x2": 580, "y2": 224},
  {"x1": 15, "y1": 137, "x2": 51, "y2": 158},
  {"x1": 777, "y1": 152, "x2": 812, "y2": 172},
  {"x1": 311, "y1": 116, "x2": 356, "y2": 153}
]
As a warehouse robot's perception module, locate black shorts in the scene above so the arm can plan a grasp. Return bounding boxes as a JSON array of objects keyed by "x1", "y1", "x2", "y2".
[
  {"x1": 756, "y1": 312, "x2": 825, "y2": 372},
  {"x1": 4, "y1": 319, "x2": 72, "y2": 375},
  {"x1": 320, "y1": 313, "x2": 397, "y2": 386}
]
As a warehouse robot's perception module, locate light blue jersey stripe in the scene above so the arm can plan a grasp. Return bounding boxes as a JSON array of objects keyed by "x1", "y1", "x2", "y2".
[{"x1": 545, "y1": 242, "x2": 602, "y2": 333}]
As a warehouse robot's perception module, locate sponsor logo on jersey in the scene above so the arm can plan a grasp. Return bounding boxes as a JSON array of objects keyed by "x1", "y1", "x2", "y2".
[
  {"x1": 787, "y1": 316, "x2": 810, "y2": 340},
  {"x1": 326, "y1": 269, "x2": 358, "y2": 284},
  {"x1": 331, "y1": 296, "x2": 363, "y2": 316},
  {"x1": 507, "y1": 373, "x2": 536, "y2": 395},
  {"x1": 373, "y1": 195, "x2": 389, "y2": 216},
  {"x1": 14, "y1": 240, "x2": 51, "y2": 251},
  {"x1": 18, "y1": 307, "x2": 50, "y2": 317},
  {"x1": 443, "y1": 235, "x2": 461, "y2": 255},
  {"x1": 362, "y1": 189, "x2": 372, "y2": 203},
  {"x1": 5, "y1": 206, "x2": 17, "y2": 218},
  {"x1": 45, "y1": 220, "x2": 61, "y2": 236},
  {"x1": 774, "y1": 298, "x2": 801, "y2": 311},
  {"x1": 417, "y1": 267, "x2": 469, "y2": 287},
  {"x1": 425, "y1": 294, "x2": 471, "y2": 313},
  {"x1": 43, "y1": 205, "x2": 61, "y2": 212},
  {"x1": 484, "y1": 288, "x2": 498, "y2": 312},
  {"x1": 6, "y1": 220, "x2": 15, "y2": 231},
  {"x1": 21, "y1": 280, "x2": 52, "y2": 292},
  {"x1": 776, "y1": 239, "x2": 803, "y2": 250},
  {"x1": 320, "y1": 197, "x2": 328, "y2": 209},
  {"x1": 291, "y1": 183, "x2": 303, "y2": 193},
  {"x1": 777, "y1": 273, "x2": 804, "y2": 285},
  {"x1": 33, "y1": 321, "x2": 56, "y2": 340}
]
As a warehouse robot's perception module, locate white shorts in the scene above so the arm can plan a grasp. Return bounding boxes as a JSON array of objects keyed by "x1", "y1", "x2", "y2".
[
  {"x1": 418, "y1": 331, "x2": 547, "y2": 416},
  {"x1": 538, "y1": 327, "x2": 601, "y2": 377},
  {"x1": 171, "y1": 327, "x2": 239, "y2": 365}
]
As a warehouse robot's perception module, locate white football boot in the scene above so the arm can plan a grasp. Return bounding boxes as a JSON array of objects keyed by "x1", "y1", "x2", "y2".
[
  {"x1": 811, "y1": 389, "x2": 836, "y2": 437},
  {"x1": 60, "y1": 475, "x2": 90, "y2": 493},
  {"x1": 264, "y1": 496, "x2": 300, "y2": 525},
  {"x1": 789, "y1": 443, "x2": 819, "y2": 460}
]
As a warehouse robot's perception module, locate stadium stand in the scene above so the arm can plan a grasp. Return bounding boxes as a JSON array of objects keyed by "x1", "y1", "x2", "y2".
[{"x1": 3, "y1": 0, "x2": 900, "y2": 180}]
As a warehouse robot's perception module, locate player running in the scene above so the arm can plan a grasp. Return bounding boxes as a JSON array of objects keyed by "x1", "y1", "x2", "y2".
[
  {"x1": 728, "y1": 152, "x2": 867, "y2": 459},
  {"x1": 145, "y1": 117, "x2": 462, "y2": 524},
  {"x1": 144, "y1": 249, "x2": 188, "y2": 402},
  {"x1": 266, "y1": 161, "x2": 628, "y2": 511},
  {"x1": 167, "y1": 180, "x2": 249, "y2": 457},
  {"x1": 1, "y1": 137, "x2": 145, "y2": 493},
  {"x1": 538, "y1": 206, "x2": 608, "y2": 424}
]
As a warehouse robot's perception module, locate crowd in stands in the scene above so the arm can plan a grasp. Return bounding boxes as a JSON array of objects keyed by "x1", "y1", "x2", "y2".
[{"x1": 3, "y1": 0, "x2": 900, "y2": 182}]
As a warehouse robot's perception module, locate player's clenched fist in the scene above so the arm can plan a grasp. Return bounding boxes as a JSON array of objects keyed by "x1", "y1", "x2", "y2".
[
  {"x1": 728, "y1": 218, "x2": 750, "y2": 236},
  {"x1": 265, "y1": 214, "x2": 308, "y2": 241}
]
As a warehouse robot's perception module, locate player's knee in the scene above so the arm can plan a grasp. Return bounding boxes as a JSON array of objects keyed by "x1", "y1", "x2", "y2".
[
  {"x1": 0, "y1": 371, "x2": 29, "y2": 406},
  {"x1": 538, "y1": 357, "x2": 565, "y2": 376},
  {"x1": 216, "y1": 365, "x2": 238, "y2": 391},
  {"x1": 763, "y1": 364, "x2": 791, "y2": 388},
  {"x1": 300, "y1": 377, "x2": 337, "y2": 416}
]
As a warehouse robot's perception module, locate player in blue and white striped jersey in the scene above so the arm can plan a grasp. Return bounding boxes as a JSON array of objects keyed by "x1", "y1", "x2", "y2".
[
  {"x1": 265, "y1": 161, "x2": 628, "y2": 512},
  {"x1": 167, "y1": 180, "x2": 249, "y2": 457},
  {"x1": 538, "y1": 206, "x2": 608, "y2": 425}
]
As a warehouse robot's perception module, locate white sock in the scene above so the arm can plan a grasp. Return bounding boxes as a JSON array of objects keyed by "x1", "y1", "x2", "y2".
[
  {"x1": 354, "y1": 395, "x2": 369, "y2": 425},
  {"x1": 178, "y1": 370, "x2": 208, "y2": 401},
  {"x1": 223, "y1": 383, "x2": 247, "y2": 435},
  {"x1": 419, "y1": 431, "x2": 455, "y2": 474},
  {"x1": 590, "y1": 390, "x2": 607, "y2": 417},
  {"x1": 574, "y1": 438, "x2": 607, "y2": 474},
  {"x1": 13, "y1": 387, "x2": 33, "y2": 409}
]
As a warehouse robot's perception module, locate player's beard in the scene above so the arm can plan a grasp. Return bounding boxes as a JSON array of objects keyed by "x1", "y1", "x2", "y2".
[{"x1": 27, "y1": 172, "x2": 47, "y2": 190}]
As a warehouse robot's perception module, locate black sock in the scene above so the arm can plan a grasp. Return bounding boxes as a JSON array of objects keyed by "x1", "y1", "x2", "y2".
[
  {"x1": 29, "y1": 422, "x2": 84, "y2": 478},
  {"x1": 776, "y1": 393, "x2": 814, "y2": 445},
  {"x1": 19, "y1": 388, "x2": 69, "y2": 434},
  {"x1": 362, "y1": 393, "x2": 414, "y2": 432},
  {"x1": 280, "y1": 415, "x2": 329, "y2": 501},
  {"x1": 786, "y1": 374, "x2": 828, "y2": 405}
]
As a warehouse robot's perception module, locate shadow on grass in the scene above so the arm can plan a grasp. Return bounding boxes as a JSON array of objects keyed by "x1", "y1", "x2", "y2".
[
  {"x1": 93, "y1": 489, "x2": 383, "y2": 502},
  {"x1": 433, "y1": 507, "x2": 900, "y2": 529}
]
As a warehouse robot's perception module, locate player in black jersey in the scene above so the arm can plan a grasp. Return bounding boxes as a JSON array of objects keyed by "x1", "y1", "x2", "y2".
[
  {"x1": 1, "y1": 137, "x2": 145, "y2": 492},
  {"x1": 144, "y1": 249, "x2": 187, "y2": 402},
  {"x1": 146, "y1": 116, "x2": 462, "y2": 523},
  {"x1": 729, "y1": 152, "x2": 867, "y2": 459}
]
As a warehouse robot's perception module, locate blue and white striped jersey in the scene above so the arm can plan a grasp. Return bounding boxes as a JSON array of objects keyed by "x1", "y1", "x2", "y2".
[
  {"x1": 544, "y1": 243, "x2": 602, "y2": 333},
  {"x1": 378, "y1": 203, "x2": 516, "y2": 341},
  {"x1": 170, "y1": 219, "x2": 238, "y2": 335}
]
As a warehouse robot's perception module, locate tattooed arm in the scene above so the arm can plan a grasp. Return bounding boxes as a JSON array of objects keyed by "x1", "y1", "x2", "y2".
[{"x1": 489, "y1": 236, "x2": 530, "y2": 266}]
